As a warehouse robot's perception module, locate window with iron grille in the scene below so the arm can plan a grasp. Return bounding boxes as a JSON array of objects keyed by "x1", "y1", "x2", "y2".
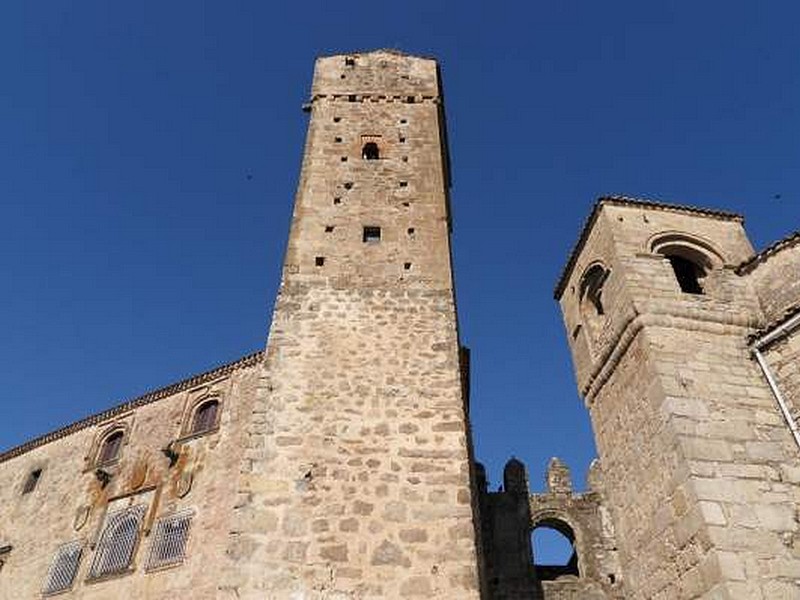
[
  {"x1": 42, "y1": 541, "x2": 83, "y2": 595},
  {"x1": 146, "y1": 511, "x2": 193, "y2": 571},
  {"x1": 88, "y1": 505, "x2": 146, "y2": 579}
]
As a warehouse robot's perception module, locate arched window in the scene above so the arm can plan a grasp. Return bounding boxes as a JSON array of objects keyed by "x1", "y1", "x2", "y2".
[
  {"x1": 531, "y1": 519, "x2": 579, "y2": 580},
  {"x1": 190, "y1": 399, "x2": 219, "y2": 435},
  {"x1": 651, "y1": 233, "x2": 721, "y2": 296},
  {"x1": 362, "y1": 142, "x2": 380, "y2": 160},
  {"x1": 96, "y1": 431, "x2": 123, "y2": 466},
  {"x1": 88, "y1": 505, "x2": 146, "y2": 579},
  {"x1": 579, "y1": 264, "x2": 608, "y2": 317}
]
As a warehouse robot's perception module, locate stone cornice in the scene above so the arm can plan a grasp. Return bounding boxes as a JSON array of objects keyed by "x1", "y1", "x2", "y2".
[
  {"x1": 583, "y1": 308, "x2": 757, "y2": 404},
  {"x1": 554, "y1": 195, "x2": 744, "y2": 301}
]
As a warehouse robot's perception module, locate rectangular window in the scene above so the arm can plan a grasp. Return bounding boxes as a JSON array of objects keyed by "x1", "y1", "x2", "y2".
[
  {"x1": 363, "y1": 226, "x2": 381, "y2": 243},
  {"x1": 88, "y1": 505, "x2": 146, "y2": 579},
  {"x1": 146, "y1": 511, "x2": 193, "y2": 571},
  {"x1": 43, "y1": 541, "x2": 83, "y2": 595}
]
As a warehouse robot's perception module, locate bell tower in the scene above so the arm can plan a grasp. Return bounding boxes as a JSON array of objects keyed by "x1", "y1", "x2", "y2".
[
  {"x1": 556, "y1": 196, "x2": 800, "y2": 599},
  {"x1": 227, "y1": 51, "x2": 483, "y2": 598}
]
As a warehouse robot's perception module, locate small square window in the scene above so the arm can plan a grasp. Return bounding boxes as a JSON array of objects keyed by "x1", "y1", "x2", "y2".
[
  {"x1": 407, "y1": 227, "x2": 415, "y2": 236},
  {"x1": 406, "y1": 96, "x2": 415, "y2": 104},
  {"x1": 404, "y1": 262, "x2": 412, "y2": 270},
  {"x1": 333, "y1": 197, "x2": 342, "y2": 205},
  {"x1": 400, "y1": 118, "x2": 408, "y2": 124},
  {"x1": 345, "y1": 57, "x2": 356, "y2": 67},
  {"x1": 335, "y1": 137, "x2": 342, "y2": 143},
  {"x1": 325, "y1": 225, "x2": 335, "y2": 233},
  {"x1": 348, "y1": 94, "x2": 357, "y2": 102},
  {"x1": 363, "y1": 227, "x2": 381, "y2": 243},
  {"x1": 343, "y1": 182, "x2": 353, "y2": 190},
  {"x1": 399, "y1": 136, "x2": 406, "y2": 143},
  {"x1": 341, "y1": 156, "x2": 348, "y2": 162},
  {"x1": 315, "y1": 257, "x2": 325, "y2": 267},
  {"x1": 399, "y1": 181, "x2": 408, "y2": 188},
  {"x1": 333, "y1": 117, "x2": 341, "y2": 123}
]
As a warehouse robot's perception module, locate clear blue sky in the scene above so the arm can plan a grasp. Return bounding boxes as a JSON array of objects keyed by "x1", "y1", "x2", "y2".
[{"x1": 2, "y1": 0, "x2": 799, "y2": 512}]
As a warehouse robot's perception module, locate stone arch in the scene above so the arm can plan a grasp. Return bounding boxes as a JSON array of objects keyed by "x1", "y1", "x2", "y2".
[
  {"x1": 530, "y1": 510, "x2": 581, "y2": 580},
  {"x1": 649, "y1": 232, "x2": 723, "y2": 295},
  {"x1": 91, "y1": 424, "x2": 128, "y2": 467},
  {"x1": 181, "y1": 395, "x2": 223, "y2": 438}
]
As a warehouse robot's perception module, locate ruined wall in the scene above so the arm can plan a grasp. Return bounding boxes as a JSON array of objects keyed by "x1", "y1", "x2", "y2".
[
  {"x1": 558, "y1": 198, "x2": 800, "y2": 599},
  {"x1": 0, "y1": 353, "x2": 262, "y2": 600},
  {"x1": 224, "y1": 51, "x2": 483, "y2": 599},
  {"x1": 478, "y1": 458, "x2": 622, "y2": 600}
]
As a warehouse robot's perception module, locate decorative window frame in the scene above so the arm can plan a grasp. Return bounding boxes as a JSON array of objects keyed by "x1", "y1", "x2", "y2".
[
  {"x1": 177, "y1": 395, "x2": 223, "y2": 442},
  {"x1": 87, "y1": 423, "x2": 130, "y2": 470}
]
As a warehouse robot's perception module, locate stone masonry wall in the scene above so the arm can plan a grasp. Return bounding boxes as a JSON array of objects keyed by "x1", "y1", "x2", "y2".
[
  {"x1": 0, "y1": 356, "x2": 262, "y2": 600},
  {"x1": 224, "y1": 51, "x2": 482, "y2": 599},
  {"x1": 558, "y1": 199, "x2": 800, "y2": 599}
]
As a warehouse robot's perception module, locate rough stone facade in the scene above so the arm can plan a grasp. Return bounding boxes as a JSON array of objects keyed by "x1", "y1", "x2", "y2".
[
  {"x1": 557, "y1": 197, "x2": 800, "y2": 599},
  {"x1": 2, "y1": 51, "x2": 800, "y2": 600}
]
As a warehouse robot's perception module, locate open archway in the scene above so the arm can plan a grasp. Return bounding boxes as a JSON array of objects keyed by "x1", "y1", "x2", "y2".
[{"x1": 531, "y1": 518, "x2": 579, "y2": 580}]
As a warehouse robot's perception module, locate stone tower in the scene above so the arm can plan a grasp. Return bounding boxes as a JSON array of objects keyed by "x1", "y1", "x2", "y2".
[
  {"x1": 227, "y1": 50, "x2": 483, "y2": 598},
  {"x1": 556, "y1": 196, "x2": 800, "y2": 599}
]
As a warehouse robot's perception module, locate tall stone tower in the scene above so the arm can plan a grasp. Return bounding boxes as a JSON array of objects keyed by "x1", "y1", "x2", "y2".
[
  {"x1": 228, "y1": 50, "x2": 483, "y2": 598},
  {"x1": 556, "y1": 197, "x2": 800, "y2": 599}
]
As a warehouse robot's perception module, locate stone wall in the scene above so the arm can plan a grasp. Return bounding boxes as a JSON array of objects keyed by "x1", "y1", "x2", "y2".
[
  {"x1": 478, "y1": 457, "x2": 622, "y2": 600},
  {"x1": 557, "y1": 197, "x2": 800, "y2": 599},
  {"x1": 223, "y1": 50, "x2": 483, "y2": 599},
  {"x1": 0, "y1": 354, "x2": 262, "y2": 600}
]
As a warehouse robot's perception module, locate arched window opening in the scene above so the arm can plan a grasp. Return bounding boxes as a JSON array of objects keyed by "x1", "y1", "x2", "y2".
[
  {"x1": 362, "y1": 142, "x2": 380, "y2": 160},
  {"x1": 96, "y1": 431, "x2": 123, "y2": 466},
  {"x1": 579, "y1": 265, "x2": 608, "y2": 316},
  {"x1": 88, "y1": 505, "x2": 146, "y2": 579},
  {"x1": 650, "y1": 234, "x2": 721, "y2": 296},
  {"x1": 531, "y1": 519, "x2": 579, "y2": 581},
  {"x1": 666, "y1": 254, "x2": 705, "y2": 294},
  {"x1": 191, "y1": 399, "x2": 219, "y2": 435}
]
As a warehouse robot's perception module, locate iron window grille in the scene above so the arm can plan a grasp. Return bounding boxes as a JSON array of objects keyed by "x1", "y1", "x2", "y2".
[
  {"x1": 146, "y1": 511, "x2": 193, "y2": 571},
  {"x1": 42, "y1": 541, "x2": 83, "y2": 595},
  {"x1": 88, "y1": 505, "x2": 146, "y2": 579}
]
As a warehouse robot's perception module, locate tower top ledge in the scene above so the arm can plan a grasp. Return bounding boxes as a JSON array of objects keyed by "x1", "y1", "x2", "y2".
[{"x1": 554, "y1": 195, "x2": 744, "y2": 300}]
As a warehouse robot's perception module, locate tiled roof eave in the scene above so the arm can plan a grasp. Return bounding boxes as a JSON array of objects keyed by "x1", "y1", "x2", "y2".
[
  {"x1": 0, "y1": 350, "x2": 265, "y2": 464},
  {"x1": 554, "y1": 195, "x2": 743, "y2": 300}
]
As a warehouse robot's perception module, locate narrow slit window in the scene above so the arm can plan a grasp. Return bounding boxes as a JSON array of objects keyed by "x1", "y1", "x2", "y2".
[
  {"x1": 146, "y1": 511, "x2": 193, "y2": 571},
  {"x1": 22, "y1": 468, "x2": 42, "y2": 494},
  {"x1": 43, "y1": 541, "x2": 83, "y2": 595},
  {"x1": 363, "y1": 227, "x2": 381, "y2": 243}
]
